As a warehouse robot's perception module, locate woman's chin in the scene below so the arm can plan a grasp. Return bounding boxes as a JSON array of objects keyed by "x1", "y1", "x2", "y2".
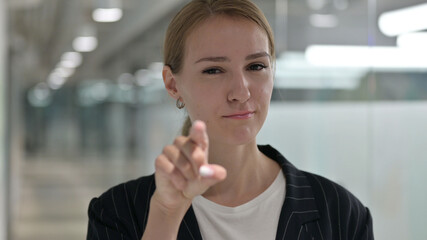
[{"x1": 212, "y1": 127, "x2": 259, "y2": 146}]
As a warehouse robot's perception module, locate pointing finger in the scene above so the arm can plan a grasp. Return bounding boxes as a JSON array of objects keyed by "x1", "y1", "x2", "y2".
[{"x1": 189, "y1": 120, "x2": 209, "y2": 151}]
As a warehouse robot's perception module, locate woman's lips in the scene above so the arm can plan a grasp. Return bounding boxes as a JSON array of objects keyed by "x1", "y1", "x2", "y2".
[{"x1": 223, "y1": 111, "x2": 255, "y2": 119}]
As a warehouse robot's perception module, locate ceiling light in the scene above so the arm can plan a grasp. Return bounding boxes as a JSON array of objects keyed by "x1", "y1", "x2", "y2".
[
  {"x1": 397, "y1": 32, "x2": 427, "y2": 50},
  {"x1": 73, "y1": 36, "x2": 98, "y2": 52},
  {"x1": 135, "y1": 69, "x2": 152, "y2": 86},
  {"x1": 48, "y1": 73, "x2": 67, "y2": 90},
  {"x1": 92, "y1": 8, "x2": 123, "y2": 22},
  {"x1": 60, "y1": 52, "x2": 82, "y2": 68},
  {"x1": 305, "y1": 45, "x2": 427, "y2": 69},
  {"x1": 378, "y1": 3, "x2": 427, "y2": 36},
  {"x1": 53, "y1": 67, "x2": 75, "y2": 78},
  {"x1": 148, "y1": 62, "x2": 164, "y2": 80},
  {"x1": 310, "y1": 14, "x2": 338, "y2": 28}
]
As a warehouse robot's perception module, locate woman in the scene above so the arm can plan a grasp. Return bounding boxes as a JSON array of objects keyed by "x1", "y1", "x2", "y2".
[{"x1": 87, "y1": 0, "x2": 374, "y2": 239}]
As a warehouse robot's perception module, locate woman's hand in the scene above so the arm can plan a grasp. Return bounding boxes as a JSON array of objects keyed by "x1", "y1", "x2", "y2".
[{"x1": 152, "y1": 120, "x2": 227, "y2": 214}]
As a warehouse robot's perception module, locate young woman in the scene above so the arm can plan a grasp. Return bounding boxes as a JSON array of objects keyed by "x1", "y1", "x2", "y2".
[{"x1": 87, "y1": 0, "x2": 374, "y2": 239}]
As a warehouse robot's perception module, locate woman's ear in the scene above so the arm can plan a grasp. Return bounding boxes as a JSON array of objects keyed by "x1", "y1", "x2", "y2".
[{"x1": 162, "y1": 65, "x2": 179, "y2": 99}]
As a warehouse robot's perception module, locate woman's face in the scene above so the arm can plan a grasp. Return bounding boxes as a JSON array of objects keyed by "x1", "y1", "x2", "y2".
[{"x1": 173, "y1": 15, "x2": 274, "y2": 145}]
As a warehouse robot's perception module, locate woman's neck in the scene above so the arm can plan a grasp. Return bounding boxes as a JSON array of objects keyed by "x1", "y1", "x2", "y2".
[{"x1": 202, "y1": 140, "x2": 281, "y2": 207}]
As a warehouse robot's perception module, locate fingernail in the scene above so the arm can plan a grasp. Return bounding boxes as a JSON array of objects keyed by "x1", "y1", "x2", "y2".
[{"x1": 199, "y1": 165, "x2": 214, "y2": 177}]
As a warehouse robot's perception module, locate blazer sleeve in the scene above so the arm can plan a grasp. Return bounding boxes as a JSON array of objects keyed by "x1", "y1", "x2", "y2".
[
  {"x1": 87, "y1": 196, "x2": 137, "y2": 240},
  {"x1": 87, "y1": 175, "x2": 156, "y2": 240},
  {"x1": 305, "y1": 172, "x2": 375, "y2": 239},
  {"x1": 356, "y1": 207, "x2": 374, "y2": 240}
]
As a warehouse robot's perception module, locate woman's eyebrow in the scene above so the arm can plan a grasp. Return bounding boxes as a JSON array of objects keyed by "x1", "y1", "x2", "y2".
[
  {"x1": 245, "y1": 51, "x2": 270, "y2": 60},
  {"x1": 194, "y1": 52, "x2": 270, "y2": 64},
  {"x1": 195, "y1": 56, "x2": 230, "y2": 64}
]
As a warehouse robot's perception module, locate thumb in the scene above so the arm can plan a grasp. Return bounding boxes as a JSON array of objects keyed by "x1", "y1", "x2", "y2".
[
  {"x1": 189, "y1": 120, "x2": 209, "y2": 151},
  {"x1": 199, "y1": 164, "x2": 227, "y2": 186}
]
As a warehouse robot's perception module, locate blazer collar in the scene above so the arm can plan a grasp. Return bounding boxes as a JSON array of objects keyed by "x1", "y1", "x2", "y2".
[
  {"x1": 180, "y1": 144, "x2": 320, "y2": 239},
  {"x1": 258, "y1": 145, "x2": 320, "y2": 239}
]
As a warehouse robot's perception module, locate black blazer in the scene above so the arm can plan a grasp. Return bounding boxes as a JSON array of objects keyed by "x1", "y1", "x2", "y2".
[{"x1": 87, "y1": 145, "x2": 374, "y2": 239}]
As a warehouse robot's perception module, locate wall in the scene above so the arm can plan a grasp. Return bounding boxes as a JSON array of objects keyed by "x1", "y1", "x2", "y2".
[
  {"x1": 258, "y1": 101, "x2": 427, "y2": 240},
  {"x1": 0, "y1": 0, "x2": 8, "y2": 238}
]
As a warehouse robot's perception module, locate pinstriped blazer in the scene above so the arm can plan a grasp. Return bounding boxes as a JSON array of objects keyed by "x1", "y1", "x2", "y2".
[{"x1": 87, "y1": 145, "x2": 374, "y2": 239}]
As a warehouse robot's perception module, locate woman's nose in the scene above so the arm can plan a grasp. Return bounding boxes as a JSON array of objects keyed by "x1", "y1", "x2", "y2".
[{"x1": 227, "y1": 72, "x2": 251, "y2": 103}]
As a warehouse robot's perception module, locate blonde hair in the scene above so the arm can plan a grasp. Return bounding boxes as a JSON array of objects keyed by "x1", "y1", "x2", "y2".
[{"x1": 164, "y1": 0, "x2": 275, "y2": 136}]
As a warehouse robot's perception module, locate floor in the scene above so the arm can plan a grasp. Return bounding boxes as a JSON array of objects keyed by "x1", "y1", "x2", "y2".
[{"x1": 11, "y1": 157, "x2": 154, "y2": 240}]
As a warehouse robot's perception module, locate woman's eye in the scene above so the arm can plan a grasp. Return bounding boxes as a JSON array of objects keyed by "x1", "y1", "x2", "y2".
[
  {"x1": 248, "y1": 64, "x2": 267, "y2": 71},
  {"x1": 202, "y1": 68, "x2": 222, "y2": 75}
]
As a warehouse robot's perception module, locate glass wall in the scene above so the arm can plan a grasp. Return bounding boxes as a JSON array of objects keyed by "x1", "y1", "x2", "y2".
[
  {"x1": 273, "y1": 1, "x2": 427, "y2": 239},
  {"x1": 5, "y1": 0, "x2": 427, "y2": 239}
]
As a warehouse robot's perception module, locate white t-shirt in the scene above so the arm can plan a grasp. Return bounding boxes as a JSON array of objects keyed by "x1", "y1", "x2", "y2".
[{"x1": 192, "y1": 171, "x2": 286, "y2": 240}]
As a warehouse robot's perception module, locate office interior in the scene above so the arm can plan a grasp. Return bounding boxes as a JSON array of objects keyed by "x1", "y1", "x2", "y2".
[{"x1": 1, "y1": 0, "x2": 427, "y2": 239}]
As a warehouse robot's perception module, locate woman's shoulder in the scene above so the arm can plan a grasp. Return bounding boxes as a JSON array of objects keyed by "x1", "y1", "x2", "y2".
[
  {"x1": 89, "y1": 174, "x2": 156, "y2": 213},
  {"x1": 87, "y1": 174, "x2": 156, "y2": 239},
  {"x1": 301, "y1": 171, "x2": 373, "y2": 238},
  {"x1": 97, "y1": 174, "x2": 155, "y2": 201},
  {"x1": 302, "y1": 171, "x2": 366, "y2": 211}
]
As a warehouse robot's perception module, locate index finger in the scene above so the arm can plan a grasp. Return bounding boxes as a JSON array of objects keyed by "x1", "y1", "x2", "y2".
[{"x1": 188, "y1": 120, "x2": 209, "y2": 151}]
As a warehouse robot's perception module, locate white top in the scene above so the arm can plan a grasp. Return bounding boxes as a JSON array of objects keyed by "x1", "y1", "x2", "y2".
[{"x1": 192, "y1": 171, "x2": 286, "y2": 240}]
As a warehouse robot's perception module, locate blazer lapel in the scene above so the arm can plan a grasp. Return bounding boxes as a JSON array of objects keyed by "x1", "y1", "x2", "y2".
[
  {"x1": 179, "y1": 206, "x2": 203, "y2": 240},
  {"x1": 257, "y1": 145, "x2": 320, "y2": 240}
]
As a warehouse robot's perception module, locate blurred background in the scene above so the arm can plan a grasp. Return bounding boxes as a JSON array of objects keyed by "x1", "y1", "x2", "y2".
[{"x1": 1, "y1": 0, "x2": 427, "y2": 239}]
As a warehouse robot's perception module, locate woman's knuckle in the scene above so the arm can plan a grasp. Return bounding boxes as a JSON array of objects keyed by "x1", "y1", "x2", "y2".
[
  {"x1": 192, "y1": 148, "x2": 204, "y2": 161},
  {"x1": 162, "y1": 145, "x2": 172, "y2": 154},
  {"x1": 155, "y1": 155, "x2": 163, "y2": 165},
  {"x1": 173, "y1": 136, "x2": 186, "y2": 146},
  {"x1": 154, "y1": 155, "x2": 166, "y2": 169}
]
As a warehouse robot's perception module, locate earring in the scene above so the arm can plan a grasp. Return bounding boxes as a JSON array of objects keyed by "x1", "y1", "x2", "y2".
[{"x1": 176, "y1": 98, "x2": 185, "y2": 109}]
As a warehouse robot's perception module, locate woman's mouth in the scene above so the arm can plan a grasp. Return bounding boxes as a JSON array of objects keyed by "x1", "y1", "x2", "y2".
[{"x1": 223, "y1": 111, "x2": 255, "y2": 119}]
